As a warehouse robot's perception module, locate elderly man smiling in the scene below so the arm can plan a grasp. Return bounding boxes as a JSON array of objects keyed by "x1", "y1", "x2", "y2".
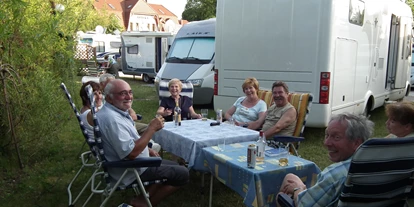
[{"x1": 277, "y1": 113, "x2": 374, "y2": 207}]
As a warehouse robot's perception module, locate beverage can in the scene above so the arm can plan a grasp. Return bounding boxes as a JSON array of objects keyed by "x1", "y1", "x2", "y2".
[
  {"x1": 216, "y1": 109, "x2": 223, "y2": 123},
  {"x1": 247, "y1": 144, "x2": 256, "y2": 168}
]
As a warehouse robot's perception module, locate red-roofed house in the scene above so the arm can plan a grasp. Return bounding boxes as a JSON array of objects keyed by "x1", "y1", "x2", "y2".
[{"x1": 92, "y1": 0, "x2": 186, "y2": 32}]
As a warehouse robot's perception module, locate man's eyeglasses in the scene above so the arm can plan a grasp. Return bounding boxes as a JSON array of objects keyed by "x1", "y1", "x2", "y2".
[{"x1": 114, "y1": 90, "x2": 133, "y2": 97}]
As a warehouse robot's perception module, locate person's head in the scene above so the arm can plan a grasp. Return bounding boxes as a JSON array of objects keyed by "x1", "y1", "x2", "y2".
[
  {"x1": 104, "y1": 55, "x2": 109, "y2": 60},
  {"x1": 80, "y1": 81, "x2": 103, "y2": 108},
  {"x1": 168, "y1": 78, "x2": 182, "y2": 97},
  {"x1": 104, "y1": 79, "x2": 133, "y2": 111},
  {"x1": 99, "y1": 73, "x2": 115, "y2": 91},
  {"x1": 385, "y1": 101, "x2": 414, "y2": 137},
  {"x1": 242, "y1": 77, "x2": 259, "y2": 96},
  {"x1": 271, "y1": 81, "x2": 289, "y2": 107},
  {"x1": 324, "y1": 113, "x2": 374, "y2": 162}
]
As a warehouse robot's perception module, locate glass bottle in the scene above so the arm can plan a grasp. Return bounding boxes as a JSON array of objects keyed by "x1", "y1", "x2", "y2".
[
  {"x1": 256, "y1": 131, "x2": 266, "y2": 162},
  {"x1": 174, "y1": 100, "x2": 181, "y2": 126}
]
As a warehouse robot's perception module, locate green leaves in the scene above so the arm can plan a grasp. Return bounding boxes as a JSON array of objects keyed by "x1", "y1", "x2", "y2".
[{"x1": 182, "y1": 0, "x2": 217, "y2": 21}]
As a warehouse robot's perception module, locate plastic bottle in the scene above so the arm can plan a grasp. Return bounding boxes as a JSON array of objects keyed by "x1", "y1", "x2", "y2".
[
  {"x1": 174, "y1": 100, "x2": 181, "y2": 126},
  {"x1": 256, "y1": 131, "x2": 266, "y2": 162}
]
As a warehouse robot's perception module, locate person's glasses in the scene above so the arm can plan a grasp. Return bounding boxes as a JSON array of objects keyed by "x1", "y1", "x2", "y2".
[{"x1": 114, "y1": 90, "x2": 133, "y2": 97}]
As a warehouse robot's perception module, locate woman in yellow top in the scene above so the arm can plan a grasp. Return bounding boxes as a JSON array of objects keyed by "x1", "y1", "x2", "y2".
[{"x1": 385, "y1": 101, "x2": 414, "y2": 138}]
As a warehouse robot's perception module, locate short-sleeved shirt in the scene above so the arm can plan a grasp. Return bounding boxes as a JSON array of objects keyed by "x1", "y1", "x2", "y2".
[
  {"x1": 160, "y1": 95, "x2": 192, "y2": 121},
  {"x1": 297, "y1": 158, "x2": 352, "y2": 207},
  {"x1": 97, "y1": 103, "x2": 149, "y2": 187},
  {"x1": 80, "y1": 109, "x2": 94, "y2": 143},
  {"x1": 262, "y1": 103, "x2": 297, "y2": 137},
  {"x1": 231, "y1": 97, "x2": 267, "y2": 123}
]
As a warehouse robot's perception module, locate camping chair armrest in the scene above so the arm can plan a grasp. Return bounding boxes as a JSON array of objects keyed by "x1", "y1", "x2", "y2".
[
  {"x1": 277, "y1": 193, "x2": 295, "y2": 207},
  {"x1": 273, "y1": 136, "x2": 305, "y2": 143},
  {"x1": 136, "y1": 113, "x2": 142, "y2": 120},
  {"x1": 103, "y1": 157, "x2": 162, "y2": 168}
]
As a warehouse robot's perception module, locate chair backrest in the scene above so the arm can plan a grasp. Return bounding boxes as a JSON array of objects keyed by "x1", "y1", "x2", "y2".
[
  {"x1": 158, "y1": 79, "x2": 193, "y2": 103},
  {"x1": 258, "y1": 89, "x2": 312, "y2": 137},
  {"x1": 60, "y1": 83, "x2": 96, "y2": 155},
  {"x1": 338, "y1": 137, "x2": 414, "y2": 207},
  {"x1": 288, "y1": 93, "x2": 313, "y2": 137}
]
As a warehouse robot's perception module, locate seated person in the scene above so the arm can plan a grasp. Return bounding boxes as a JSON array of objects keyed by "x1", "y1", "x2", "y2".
[
  {"x1": 103, "y1": 55, "x2": 120, "y2": 78},
  {"x1": 157, "y1": 78, "x2": 201, "y2": 121},
  {"x1": 224, "y1": 77, "x2": 267, "y2": 130},
  {"x1": 97, "y1": 79, "x2": 189, "y2": 206},
  {"x1": 277, "y1": 113, "x2": 374, "y2": 207},
  {"x1": 259, "y1": 81, "x2": 297, "y2": 138},
  {"x1": 385, "y1": 101, "x2": 414, "y2": 138},
  {"x1": 79, "y1": 81, "x2": 103, "y2": 139}
]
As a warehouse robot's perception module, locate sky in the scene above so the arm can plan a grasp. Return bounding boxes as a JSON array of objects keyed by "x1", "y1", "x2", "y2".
[{"x1": 147, "y1": 0, "x2": 187, "y2": 19}]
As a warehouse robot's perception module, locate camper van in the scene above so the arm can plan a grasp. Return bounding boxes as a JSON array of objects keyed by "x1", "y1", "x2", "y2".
[
  {"x1": 121, "y1": 31, "x2": 172, "y2": 83},
  {"x1": 214, "y1": 0, "x2": 412, "y2": 127},
  {"x1": 77, "y1": 31, "x2": 121, "y2": 55},
  {"x1": 154, "y1": 18, "x2": 216, "y2": 105}
]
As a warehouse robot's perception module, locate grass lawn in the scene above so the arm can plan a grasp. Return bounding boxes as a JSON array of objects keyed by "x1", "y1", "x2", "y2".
[{"x1": 0, "y1": 75, "x2": 391, "y2": 207}]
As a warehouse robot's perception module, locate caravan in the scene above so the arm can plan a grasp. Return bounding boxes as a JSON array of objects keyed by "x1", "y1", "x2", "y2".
[
  {"x1": 154, "y1": 18, "x2": 216, "y2": 105},
  {"x1": 121, "y1": 31, "x2": 172, "y2": 83},
  {"x1": 214, "y1": 0, "x2": 412, "y2": 127}
]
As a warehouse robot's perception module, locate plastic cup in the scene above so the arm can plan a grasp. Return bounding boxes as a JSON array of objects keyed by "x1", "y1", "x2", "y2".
[{"x1": 201, "y1": 109, "x2": 208, "y2": 121}]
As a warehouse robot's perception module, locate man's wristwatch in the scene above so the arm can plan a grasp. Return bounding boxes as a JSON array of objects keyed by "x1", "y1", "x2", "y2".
[{"x1": 293, "y1": 187, "x2": 301, "y2": 193}]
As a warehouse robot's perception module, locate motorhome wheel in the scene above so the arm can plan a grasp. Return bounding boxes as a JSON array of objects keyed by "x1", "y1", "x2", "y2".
[{"x1": 142, "y1": 74, "x2": 150, "y2": 83}]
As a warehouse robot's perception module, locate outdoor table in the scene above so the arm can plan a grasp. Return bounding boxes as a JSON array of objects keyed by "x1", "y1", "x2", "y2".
[
  {"x1": 152, "y1": 119, "x2": 259, "y2": 170},
  {"x1": 202, "y1": 141, "x2": 321, "y2": 207}
]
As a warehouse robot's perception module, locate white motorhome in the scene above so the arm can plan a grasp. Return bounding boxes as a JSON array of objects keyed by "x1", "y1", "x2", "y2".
[
  {"x1": 214, "y1": 0, "x2": 412, "y2": 127},
  {"x1": 76, "y1": 31, "x2": 121, "y2": 55},
  {"x1": 121, "y1": 31, "x2": 172, "y2": 83},
  {"x1": 154, "y1": 18, "x2": 216, "y2": 105}
]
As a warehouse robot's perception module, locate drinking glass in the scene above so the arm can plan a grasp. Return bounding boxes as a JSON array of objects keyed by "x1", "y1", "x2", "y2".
[{"x1": 201, "y1": 109, "x2": 208, "y2": 121}]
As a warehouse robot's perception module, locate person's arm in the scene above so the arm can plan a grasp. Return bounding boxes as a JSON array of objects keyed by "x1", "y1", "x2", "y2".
[
  {"x1": 128, "y1": 116, "x2": 164, "y2": 160},
  {"x1": 128, "y1": 108, "x2": 138, "y2": 121},
  {"x1": 264, "y1": 107, "x2": 297, "y2": 138},
  {"x1": 247, "y1": 111, "x2": 266, "y2": 130},
  {"x1": 189, "y1": 106, "x2": 202, "y2": 119},
  {"x1": 225, "y1": 106, "x2": 236, "y2": 121}
]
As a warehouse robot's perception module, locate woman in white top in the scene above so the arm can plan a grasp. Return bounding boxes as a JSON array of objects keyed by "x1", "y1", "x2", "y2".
[
  {"x1": 224, "y1": 77, "x2": 267, "y2": 130},
  {"x1": 79, "y1": 81, "x2": 103, "y2": 139}
]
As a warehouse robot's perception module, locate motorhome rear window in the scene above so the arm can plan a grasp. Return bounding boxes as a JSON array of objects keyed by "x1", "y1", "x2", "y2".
[
  {"x1": 167, "y1": 37, "x2": 215, "y2": 62},
  {"x1": 110, "y1": 41, "x2": 122, "y2": 49},
  {"x1": 127, "y1": 45, "x2": 139, "y2": 54},
  {"x1": 349, "y1": 0, "x2": 365, "y2": 26}
]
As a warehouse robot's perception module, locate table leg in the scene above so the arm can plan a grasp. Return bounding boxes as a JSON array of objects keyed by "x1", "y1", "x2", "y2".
[
  {"x1": 200, "y1": 172, "x2": 204, "y2": 207},
  {"x1": 209, "y1": 174, "x2": 214, "y2": 207}
]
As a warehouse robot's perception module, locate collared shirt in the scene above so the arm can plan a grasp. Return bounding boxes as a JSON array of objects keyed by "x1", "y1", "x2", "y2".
[
  {"x1": 97, "y1": 103, "x2": 149, "y2": 186},
  {"x1": 297, "y1": 158, "x2": 352, "y2": 207}
]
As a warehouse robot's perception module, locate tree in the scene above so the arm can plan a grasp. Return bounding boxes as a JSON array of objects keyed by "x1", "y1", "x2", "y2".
[{"x1": 182, "y1": 0, "x2": 217, "y2": 21}]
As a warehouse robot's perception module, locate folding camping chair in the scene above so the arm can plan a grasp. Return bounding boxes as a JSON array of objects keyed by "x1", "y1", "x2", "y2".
[
  {"x1": 277, "y1": 137, "x2": 414, "y2": 207},
  {"x1": 60, "y1": 82, "x2": 101, "y2": 207},
  {"x1": 85, "y1": 85, "x2": 167, "y2": 207},
  {"x1": 271, "y1": 92, "x2": 313, "y2": 156}
]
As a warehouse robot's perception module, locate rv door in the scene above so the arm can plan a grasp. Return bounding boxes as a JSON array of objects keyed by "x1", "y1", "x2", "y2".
[{"x1": 387, "y1": 15, "x2": 411, "y2": 89}]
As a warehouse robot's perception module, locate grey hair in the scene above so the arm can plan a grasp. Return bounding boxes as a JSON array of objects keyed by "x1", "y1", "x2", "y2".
[
  {"x1": 104, "y1": 80, "x2": 115, "y2": 98},
  {"x1": 99, "y1": 73, "x2": 115, "y2": 84},
  {"x1": 330, "y1": 113, "x2": 374, "y2": 142}
]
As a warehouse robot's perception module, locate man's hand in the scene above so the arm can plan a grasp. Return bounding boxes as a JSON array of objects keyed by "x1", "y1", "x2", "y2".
[
  {"x1": 149, "y1": 148, "x2": 160, "y2": 157},
  {"x1": 148, "y1": 116, "x2": 164, "y2": 132},
  {"x1": 281, "y1": 175, "x2": 307, "y2": 195}
]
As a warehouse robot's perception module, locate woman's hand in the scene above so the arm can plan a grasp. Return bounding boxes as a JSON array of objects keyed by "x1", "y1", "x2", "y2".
[
  {"x1": 234, "y1": 121, "x2": 242, "y2": 126},
  {"x1": 149, "y1": 148, "x2": 160, "y2": 157},
  {"x1": 194, "y1": 113, "x2": 202, "y2": 119},
  {"x1": 164, "y1": 108, "x2": 173, "y2": 116}
]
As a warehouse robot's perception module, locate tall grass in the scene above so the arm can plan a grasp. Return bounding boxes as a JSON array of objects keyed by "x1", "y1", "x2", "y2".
[{"x1": 0, "y1": 75, "x2": 393, "y2": 206}]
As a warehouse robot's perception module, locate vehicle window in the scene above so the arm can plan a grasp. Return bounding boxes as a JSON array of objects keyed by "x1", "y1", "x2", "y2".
[
  {"x1": 96, "y1": 41, "x2": 105, "y2": 53},
  {"x1": 79, "y1": 38, "x2": 93, "y2": 45},
  {"x1": 349, "y1": 0, "x2": 365, "y2": 26},
  {"x1": 167, "y1": 37, "x2": 215, "y2": 61},
  {"x1": 128, "y1": 45, "x2": 138, "y2": 54},
  {"x1": 110, "y1": 41, "x2": 122, "y2": 49}
]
